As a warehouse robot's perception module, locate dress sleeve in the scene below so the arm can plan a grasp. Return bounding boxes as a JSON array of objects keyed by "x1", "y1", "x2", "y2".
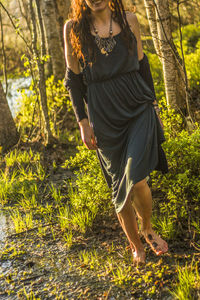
[{"x1": 64, "y1": 67, "x2": 88, "y2": 123}]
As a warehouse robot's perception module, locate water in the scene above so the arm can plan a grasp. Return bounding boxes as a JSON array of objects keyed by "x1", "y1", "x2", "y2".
[
  {"x1": 3, "y1": 76, "x2": 32, "y2": 117},
  {"x1": 0, "y1": 211, "x2": 14, "y2": 275},
  {"x1": 0, "y1": 211, "x2": 12, "y2": 247}
]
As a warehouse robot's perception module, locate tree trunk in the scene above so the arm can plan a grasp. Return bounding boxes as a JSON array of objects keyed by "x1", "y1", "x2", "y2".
[
  {"x1": 54, "y1": 0, "x2": 71, "y2": 48},
  {"x1": 41, "y1": 0, "x2": 65, "y2": 81},
  {"x1": 0, "y1": 82, "x2": 19, "y2": 152},
  {"x1": 144, "y1": 0, "x2": 186, "y2": 111},
  {"x1": 29, "y1": 0, "x2": 54, "y2": 144}
]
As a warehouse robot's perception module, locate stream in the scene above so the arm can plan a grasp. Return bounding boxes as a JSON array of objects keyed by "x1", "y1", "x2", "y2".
[
  {"x1": 3, "y1": 76, "x2": 32, "y2": 117},
  {"x1": 0, "y1": 211, "x2": 13, "y2": 275}
]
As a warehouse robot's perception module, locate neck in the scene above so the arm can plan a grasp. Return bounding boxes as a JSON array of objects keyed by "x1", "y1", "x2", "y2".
[{"x1": 90, "y1": 7, "x2": 112, "y2": 25}]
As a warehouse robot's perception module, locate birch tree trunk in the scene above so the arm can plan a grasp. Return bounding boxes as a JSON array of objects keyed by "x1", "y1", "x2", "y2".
[
  {"x1": 144, "y1": 0, "x2": 186, "y2": 110},
  {"x1": 41, "y1": 0, "x2": 65, "y2": 81},
  {"x1": 0, "y1": 82, "x2": 19, "y2": 152},
  {"x1": 29, "y1": 0, "x2": 54, "y2": 144}
]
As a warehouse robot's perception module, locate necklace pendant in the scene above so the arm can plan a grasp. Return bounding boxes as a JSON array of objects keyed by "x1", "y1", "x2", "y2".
[{"x1": 101, "y1": 48, "x2": 107, "y2": 55}]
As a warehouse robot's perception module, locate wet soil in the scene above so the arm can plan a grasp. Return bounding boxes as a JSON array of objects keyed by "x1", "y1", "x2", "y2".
[{"x1": 0, "y1": 205, "x2": 200, "y2": 299}]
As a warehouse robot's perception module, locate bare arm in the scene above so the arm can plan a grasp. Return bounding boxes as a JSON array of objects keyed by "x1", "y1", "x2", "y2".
[{"x1": 63, "y1": 20, "x2": 80, "y2": 74}]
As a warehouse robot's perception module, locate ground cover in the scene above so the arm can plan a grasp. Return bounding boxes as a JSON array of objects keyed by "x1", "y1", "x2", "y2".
[{"x1": 0, "y1": 138, "x2": 199, "y2": 299}]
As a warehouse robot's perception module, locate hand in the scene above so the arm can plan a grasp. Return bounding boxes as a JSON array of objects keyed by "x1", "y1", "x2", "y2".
[
  {"x1": 78, "y1": 118, "x2": 98, "y2": 150},
  {"x1": 155, "y1": 110, "x2": 164, "y2": 130},
  {"x1": 153, "y1": 103, "x2": 164, "y2": 130}
]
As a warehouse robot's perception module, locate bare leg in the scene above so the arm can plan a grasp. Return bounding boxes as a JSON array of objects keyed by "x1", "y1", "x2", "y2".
[
  {"x1": 132, "y1": 179, "x2": 168, "y2": 255},
  {"x1": 117, "y1": 194, "x2": 145, "y2": 265}
]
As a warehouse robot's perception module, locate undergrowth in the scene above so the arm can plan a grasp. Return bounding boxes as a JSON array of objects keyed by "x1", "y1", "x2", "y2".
[{"x1": 0, "y1": 22, "x2": 199, "y2": 299}]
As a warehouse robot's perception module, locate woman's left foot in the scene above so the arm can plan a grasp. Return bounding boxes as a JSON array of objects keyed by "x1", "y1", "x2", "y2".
[{"x1": 142, "y1": 229, "x2": 168, "y2": 255}]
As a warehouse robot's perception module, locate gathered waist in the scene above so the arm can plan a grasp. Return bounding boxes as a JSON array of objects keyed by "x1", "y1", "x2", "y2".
[{"x1": 86, "y1": 70, "x2": 139, "y2": 86}]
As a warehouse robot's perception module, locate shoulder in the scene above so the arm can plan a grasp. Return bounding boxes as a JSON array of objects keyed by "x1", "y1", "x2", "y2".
[
  {"x1": 64, "y1": 19, "x2": 74, "y2": 30},
  {"x1": 125, "y1": 11, "x2": 140, "y2": 36},
  {"x1": 63, "y1": 19, "x2": 74, "y2": 42}
]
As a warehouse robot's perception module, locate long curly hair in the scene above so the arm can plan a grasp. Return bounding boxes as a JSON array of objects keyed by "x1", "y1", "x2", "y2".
[{"x1": 67, "y1": 0, "x2": 135, "y2": 65}]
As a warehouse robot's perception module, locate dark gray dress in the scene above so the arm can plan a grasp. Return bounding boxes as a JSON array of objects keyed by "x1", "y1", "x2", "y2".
[{"x1": 82, "y1": 30, "x2": 167, "y2": 213}]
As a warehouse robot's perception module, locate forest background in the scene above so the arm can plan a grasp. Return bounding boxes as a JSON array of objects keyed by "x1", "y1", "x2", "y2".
[{"x1": 0, "y1": 0, "x2": 200, "y2": 299}]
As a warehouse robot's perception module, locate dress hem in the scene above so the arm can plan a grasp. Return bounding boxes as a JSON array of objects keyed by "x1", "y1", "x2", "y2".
[{"x1": 115, "y1": 157, "x2": 158, "y2": 214}]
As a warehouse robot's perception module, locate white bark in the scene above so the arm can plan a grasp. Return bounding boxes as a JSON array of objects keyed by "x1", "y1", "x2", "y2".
[
  {"x1": 144, "y1": 0, "x2": 186, "y2": 109},
  {"x1": 41, "y1": 0, "x2": 65, "y2": 81}
]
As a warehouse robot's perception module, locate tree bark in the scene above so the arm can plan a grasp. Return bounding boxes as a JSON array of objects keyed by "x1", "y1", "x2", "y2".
[
  {"x1": 0, "y1": 82, "x2": 19, "y2": 152},
  {"x1": 41, "y1": 0, "x2": 65, "y2": 81},
  {"x1": 144, "y1": 0, "x2": 186, "y2": 111},
  {"x1": 54, "y1": 0, "x2": 71, "y2": 48},
  {"x1": 29, "y1": 0, "x2": 54, "y2": 144}
]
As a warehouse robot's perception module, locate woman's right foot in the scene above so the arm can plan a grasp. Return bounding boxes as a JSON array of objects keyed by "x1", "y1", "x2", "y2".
[{"x1": 132, "y1": 248, "x2": 146, "y2": 266}]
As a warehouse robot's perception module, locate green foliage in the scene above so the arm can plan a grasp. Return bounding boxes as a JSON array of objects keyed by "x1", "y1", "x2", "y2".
[
  {"x1": 151, "y1": 101, "x2": 200, "y2": 236},
  {"x1": 0, "y1": 149, "x2": 44, "y2": 206},
  {"x1": 170, "y1": 262, "x2": 200, "y2": 300},
  {"x1": 46, "y1": 76, "x2": 73, "y2": 136},
  {"x1": 173, "y1": 23, "x2": 200, "y2": 53},
  {"x1": 16, "y1": 75, "x2": 74, "y2": 140},
  {"x1": 151, "y1": 215, "x2": 178, "y2": 240},
  {"x1": 61, "y1": 146, "x2": 111, "y2": 233},
  {"x1": 185, "y1": 41, "x2": 200, "y2": 89},
  {"x1": 78, "y1": 249, "x2": 100, "y2": 270},
  {"x1": 147, "y1": 52, "x2": 165, "y2": 100},
  {"x1": 10, "y1": 210, "x2": 34, "y2": 233}
]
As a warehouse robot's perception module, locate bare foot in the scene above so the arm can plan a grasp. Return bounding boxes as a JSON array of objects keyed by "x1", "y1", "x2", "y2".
[
  {"x1": 132, "y1": 249, "x2": 146, "y2": 266},
  {"x1": 142, "y1": 229, "x2": 168, "y2": 255}
]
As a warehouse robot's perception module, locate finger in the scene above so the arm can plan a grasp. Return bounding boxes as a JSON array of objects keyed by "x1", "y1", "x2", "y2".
[
  {"x1": 84, "y1": 140, "x2": 96, "y2": 150},
  {"x1": 91, "y1": 132, "x2": 98, "y2": 148},
  {"x1": 91, "y1": 138, "x2": 98, "y2": 149}
]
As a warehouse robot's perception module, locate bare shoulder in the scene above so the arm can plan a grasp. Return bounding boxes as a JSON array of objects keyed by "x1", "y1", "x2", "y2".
[
  {"x1": 63, "y1": 19, "x2": 74, "y2": 43},
  {"x1": 125, "y1": 11, "x2": 140, "y2": 36},
  {"x1": 125, "y1": 11, "x2": 144, "y2": 60}
]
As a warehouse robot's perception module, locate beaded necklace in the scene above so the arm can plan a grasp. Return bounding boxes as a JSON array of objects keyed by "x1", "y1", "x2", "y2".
[{"x1": 91, "y1": 13, "x2": 116, "y2": 56}]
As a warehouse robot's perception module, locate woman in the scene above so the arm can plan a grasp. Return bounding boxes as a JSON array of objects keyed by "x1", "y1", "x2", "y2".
[{"x1": 63, "y1": 0, "x2": 168, "y2": 265}]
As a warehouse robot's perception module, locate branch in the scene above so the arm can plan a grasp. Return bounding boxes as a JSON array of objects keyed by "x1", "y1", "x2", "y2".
[
  {"x1": 0, "y1": 1, "x2": 32, "y2": 53},
  {"x1": 176, "y1": 0, "x2": 193, "y2": 121},
  {"x1": 17, "y1": 0, "x2": 32, "y2": 34},
  {"x1": 35, "y1": 0, "x2": 46, "y2": 57}
]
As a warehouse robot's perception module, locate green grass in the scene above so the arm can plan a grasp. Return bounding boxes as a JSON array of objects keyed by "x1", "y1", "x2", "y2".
[{"x1": 170, "y1": 261, "x2": 200, "y2": 300}]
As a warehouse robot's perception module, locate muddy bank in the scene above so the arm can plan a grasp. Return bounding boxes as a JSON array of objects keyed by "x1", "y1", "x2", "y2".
[{"x1": 0, "y1": 202, "x2": 199, "y2": 299}]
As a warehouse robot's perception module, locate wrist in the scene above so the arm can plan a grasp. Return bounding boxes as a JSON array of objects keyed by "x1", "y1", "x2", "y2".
[
  {"x1": 152, "y1": 100, "x2": 158, "y2": 106},
  {"x1": 154, "y1": 106, "x2": 161, "y2": 113},
  {"x1": 78, "y1": 118, "x2": 89, "y2": 128}
]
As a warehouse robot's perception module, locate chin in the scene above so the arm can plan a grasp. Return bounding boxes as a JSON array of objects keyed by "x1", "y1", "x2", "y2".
[{"x1": 86, "y1": 0, "x2": 110, "y2": 12}]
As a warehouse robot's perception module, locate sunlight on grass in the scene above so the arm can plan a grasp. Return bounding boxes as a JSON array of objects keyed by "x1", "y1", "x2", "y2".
[
  {"x1": 78, "y1": 249, "x2": 100, "y2": 270},
  {"x1": 111, "y1": 264, "x2": 132, "y2": 286},
  {"x1": 10, "y1": 210, "x2": 34, "y2": 233},
  {"x1": 170, "y1": 261, "x2": 200, "y2": 300},
  {"x1": 151, "y1": 214, "x2": 178, "y2": 240}
]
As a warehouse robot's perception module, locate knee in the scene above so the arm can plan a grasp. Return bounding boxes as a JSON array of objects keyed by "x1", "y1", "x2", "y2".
[
  {"x1": 119, "y1": 197, "x2": 132, "y2": 214},
  {"x1": 134, "y1": 179, "x2": 147, "y2": 192}
]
